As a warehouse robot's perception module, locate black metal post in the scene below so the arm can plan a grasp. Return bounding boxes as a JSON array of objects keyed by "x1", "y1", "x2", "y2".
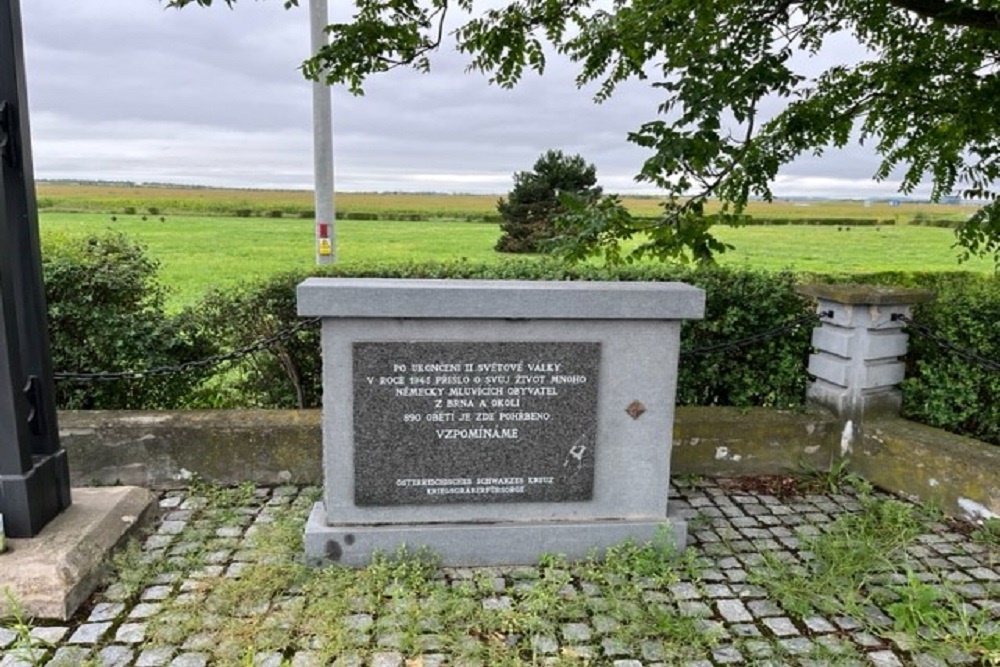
[{"x1": 0, "y1": 0, "x2": 71, "y2": 538}]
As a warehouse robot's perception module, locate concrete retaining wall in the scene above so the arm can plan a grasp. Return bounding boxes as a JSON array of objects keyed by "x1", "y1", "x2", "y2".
[
  {"x1": 58, "y1": 408, "x2": 998, "y2": 521},
  {"x1": 858, "y1": 418, "x2": 1000, "y2": 520},
  {"x1": 59, "y1": 407, "x2": 842, "y2": 489}
]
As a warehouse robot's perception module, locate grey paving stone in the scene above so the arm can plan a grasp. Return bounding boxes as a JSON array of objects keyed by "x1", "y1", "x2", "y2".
[
  {"x1": 180, "y1": 496, "x2": 207, "y2": 510},
  {"x1": 703, "y1": 583, "x2": 734, "y2": 598},
  {"x1": 731, "y1": 583, "x2": 767, "y2": 598},
  {"x1": 158, "y1": 520, "x2": 187, "y2": 535},
  {"x1": 762, "y1": 616, "x2": 799, "y2": 637},
  {"x1": 777, "y1": 637, "x2": 814, "y2": 655},
  {"x1": 88, "y1": 602, "x2": 126, "y2": 622},
  {"x1": 724, "y1": 568, "x2": 749, "y2": 583},
  {"x1": 29, "y1": 626, "x2": 69, "y2": 644},
  {"x1": 0, "y1": 626, "x2": 19, "y2": 648},
  {"x1": 477, "y1": 594, "x2": 510, "y2": 611},
  {"x1": 969, "y1": 566, "x2": 1000, "y2": 581},
  {"x1": 128, "y1": 602, "x2": 163, "y2": 619},
  {"x1": 612, "y1": 661, "x2": 643, "y2": 667},
  {"x1": 136, "y1": 647, "x2": 175, "y2": 666},
  {"x1": 183, "y1": 632, "x2": 220, "y2": 652},
  {"x1": 67, "y1": 622, "x2": 112, "y2": 645},
  {"x1": 601, "y1": 637, "x2": 630, "y2": 657},
  {"x1": 2, "y1": 647, "x2": 45, "y2": 667},
  {"x1": 561, "y1": 622, "x2": 592, "y2": 643},
  {"x1": 640, "y1": 639, "x2": 665, "y2": 661},
  {"x1": 169, "y1": 653, "x2": 209, "y2": 667},
  {"x1": 711, "y1": 645, "x2": 744, "y2": 664},
  {"x1": 862, "y1": 607, "x2": 893, "y2": 628},
  {"x1": 747, "y1": 599, "x2": 783, "y2": 617},
  {"x1": 415, "y1": 656, "x2": 447, "y2": 667},
  {"x1": 205, "y1": 549, "x2": 232, "y2": 565},
  {"x1": 141, "y1": 585, "x2": 174, "y2": 601},
  {"x1": 867, "y1": 650, "x2": 904, "y2": 667},
  {"x1": 638, "y1": 593, "x2": 669, "y2": 612},
  {"x1": 531, "y1": 635, "x2": 558, "y2": 655},
  {"x1": 287, "y1": 653, "x2": 322, "y2": 667},
  {"x1": 330, "y1": 651, "x2": 363, "y2": 667},
  {"x1": 669, "y1": 582, "x2": 701, "y2": 600},
  {"x1": 44, "y1": 646, "x2": 92, "y2": 666},
  {"x1": 729, "y1": 623, "x2": 761, "y2": 637},
  {"x1": 717, "y1": 598, "x2": 753, "y2": 623},
  {"x1": 803, "y1": 615, "x2": 837, "y2": 633},
  {"x1": 731, "y1": 516, "x2": 761, "y2": 528},
  {"x1": 677, "y1": 601, "x2": 713, "y2": 618},
  {"x1": 159, "y1": 495, "x2": 183, "y2": 509},
  {"x1": 743, "y1": 639, "x2": 774, "y2": 658},
  {"x1": 910, "y1": 653, "x2": 948, "y2": 667},
  {"x1": 834, "y1": 615, "x2": 863, "y2": 631},
  {"x1": 189, "y1": 565, "x2": 224, "y2": 579},
  {"x1": 251, "y1": 653, "x2": 284, "y2": 667},
  {"x1": 145, "y1": 534, "x2": 175, "y2": 550},
  {"x1": 852, "y1": 632, "x2": 885, "y2": 648},
  {"x1": 114, "y1": 623, "x2": 146, "y2": 644},
  {"x1": 592, "y1": 614, "x2": 620, "y2": 635},
  {"x1": 97, "y1": 645, "x2": 134, "y2": 667}
]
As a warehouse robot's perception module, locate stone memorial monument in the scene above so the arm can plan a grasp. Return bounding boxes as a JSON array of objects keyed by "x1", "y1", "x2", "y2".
[{"x1": 297, "y1": 278, "x2": 705, "y2": 566}]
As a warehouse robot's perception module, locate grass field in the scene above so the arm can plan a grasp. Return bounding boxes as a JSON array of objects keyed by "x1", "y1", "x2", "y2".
[{"x1": 39, "y1": 210, "x2": 995, "y2": 310}]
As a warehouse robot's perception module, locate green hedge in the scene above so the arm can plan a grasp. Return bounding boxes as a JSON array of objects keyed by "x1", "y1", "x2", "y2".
[
  {"x1": 43, "y1": 232, "x2": 217, "y2": 409},
  {"x1": 39, "y1": 236, "x2": 1000, "y2": 445},
  {"x1": 192, "y1": 261, "x2": 814, "y2": 410},
  {"x1": 190, "y1": 263, "x2": 1000, "y2": 444}
]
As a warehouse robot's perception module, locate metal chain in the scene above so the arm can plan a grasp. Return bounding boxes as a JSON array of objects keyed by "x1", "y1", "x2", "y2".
[
  {"x1": 55, "y1": 309, "x2": 836, "y2": 381},
  {"x1": 680, "y1": 311, "x2": 831, "y2": 357},
  {"x1": 53, "y1": 317, "x2": 321, "y2": 383},
  {"x1": 892, "y1": 314, "x2": 1000, "y2": 373}
]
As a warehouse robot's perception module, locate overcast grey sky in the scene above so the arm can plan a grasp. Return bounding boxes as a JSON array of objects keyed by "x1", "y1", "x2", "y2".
[{"x1": 19, "y1": 0, "x2": 925, "y2": 197}]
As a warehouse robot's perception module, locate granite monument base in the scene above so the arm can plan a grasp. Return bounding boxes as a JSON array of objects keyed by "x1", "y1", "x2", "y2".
[
  {"x1": 304, "y1": 501, "x2": 687, "y2": 566},
  {"x1": 298, "y1": 279, "x2": 705, "y2": 567}
]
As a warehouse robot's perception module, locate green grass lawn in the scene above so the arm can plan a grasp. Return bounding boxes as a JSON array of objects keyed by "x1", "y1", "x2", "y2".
[
  {"x1": 40, "y1": 213, "x2": 505, "y2": 308},
  {"x1": 712, "y1": 224, "x2": 996, "y2": 274},
  {"x1": 40, "y1": 212, "x2": 995, "y2": 309}
]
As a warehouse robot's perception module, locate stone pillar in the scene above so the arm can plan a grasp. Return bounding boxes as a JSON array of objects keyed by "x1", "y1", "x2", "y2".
[{"x1": 797, "y1": 284, "x2": 934, "y2": 453}]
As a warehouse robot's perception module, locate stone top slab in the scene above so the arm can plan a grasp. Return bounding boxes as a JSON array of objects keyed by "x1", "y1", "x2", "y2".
[
  {"x1": 297, "y1": 278, "x2": 706, "y2": 320},
  {"x1": 797, "y1": 283, "x2": 936, "y2": 306}
]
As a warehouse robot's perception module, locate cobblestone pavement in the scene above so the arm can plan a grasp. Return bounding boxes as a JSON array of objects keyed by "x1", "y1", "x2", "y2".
[{"x1": 1, "y1": 478, "x2": 998, "y2": 667}]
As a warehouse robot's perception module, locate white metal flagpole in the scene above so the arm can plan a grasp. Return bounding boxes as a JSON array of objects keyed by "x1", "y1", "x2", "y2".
[{"x1": 310, "y1": 0, "x2": 335, "y2": 265}]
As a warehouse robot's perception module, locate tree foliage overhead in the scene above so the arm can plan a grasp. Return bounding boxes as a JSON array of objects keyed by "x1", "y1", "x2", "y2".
[
  {"x1": 496, "y1": 150, "x2": 601, "y2": 254},
  {"x1": 169, "y1": 0, "x2": 1000, "y2": 266}
]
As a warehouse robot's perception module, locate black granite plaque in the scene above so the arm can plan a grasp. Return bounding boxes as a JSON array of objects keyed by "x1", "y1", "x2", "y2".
[{"x1": 352, "y1": 341, "x2": 600, "y2": 506}]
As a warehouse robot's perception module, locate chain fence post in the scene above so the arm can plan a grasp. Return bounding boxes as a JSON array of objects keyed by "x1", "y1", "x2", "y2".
[{"x1": 796, "y1": 284, "x2": 936, "y2": 456}]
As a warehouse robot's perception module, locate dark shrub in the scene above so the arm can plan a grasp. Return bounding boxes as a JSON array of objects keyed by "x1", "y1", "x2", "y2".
[{"x1": 43, "y1": 232, "x2": 217, "y2": 409}]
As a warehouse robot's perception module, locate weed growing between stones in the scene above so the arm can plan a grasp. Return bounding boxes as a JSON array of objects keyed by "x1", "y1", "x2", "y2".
[
  {"x1": 136, "y1": 494, "x2": 723, "y2": 666},
  {"x1": 9, "y1": 479, "x2": 993, "y2": 666},
  {"x1": 0, "y1": 590, "x2": 48, "y2": 665},
  {"x1": 751, "y1": 494, "x2": 1000, "y2": 664},
  {"x1": 972, "y1": 517, "x2": 1000, "y2": 548},
  {"x1": 795, "y1": 457, "x2": 873, "y2": 496}
]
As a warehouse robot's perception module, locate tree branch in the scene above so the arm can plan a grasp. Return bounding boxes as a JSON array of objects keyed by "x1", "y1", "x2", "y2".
[{"x1": 889, "y1": 0, "x2": 1000, "y2": 31}]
